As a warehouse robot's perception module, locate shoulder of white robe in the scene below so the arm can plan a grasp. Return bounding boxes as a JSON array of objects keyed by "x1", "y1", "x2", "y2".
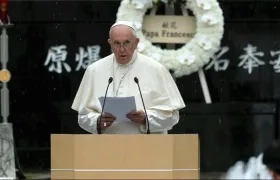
[
  {"x1": 71, "y1": 65, "x2": 95, "y2": 111},
  {"x1": 159, "y1": 63, "x2": 186, "y2": 110}
]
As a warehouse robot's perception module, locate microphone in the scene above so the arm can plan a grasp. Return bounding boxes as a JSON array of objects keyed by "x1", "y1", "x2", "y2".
[
  {"x1": 97, "y1": 77, "x2": 113, "y2": 134},
  {"x1": 134, "y1": 77, "x2": 150, "y2": 134}
]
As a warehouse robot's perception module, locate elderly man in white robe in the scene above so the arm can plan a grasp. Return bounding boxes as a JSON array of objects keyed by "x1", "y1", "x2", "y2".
[{"x1": 71, "y1": 21, "x2": 185, "y2": 134}]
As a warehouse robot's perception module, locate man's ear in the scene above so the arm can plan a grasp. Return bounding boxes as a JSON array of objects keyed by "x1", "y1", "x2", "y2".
[
  {"x1": 108, "y1": 39, "x2": 111, "y2": 45},
  {"x1": 134, "y1": 38, "x2": 140, "y2": 47}
]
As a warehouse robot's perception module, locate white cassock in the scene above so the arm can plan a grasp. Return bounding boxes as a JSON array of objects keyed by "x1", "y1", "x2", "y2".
[{"x1": 71, "y1": 51, "x2": 186, "y2": 134}]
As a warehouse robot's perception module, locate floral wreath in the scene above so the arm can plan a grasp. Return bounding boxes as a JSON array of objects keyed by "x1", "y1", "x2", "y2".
[{"x1": 115, "y1": 0, "x2": 224, "y2": 77}]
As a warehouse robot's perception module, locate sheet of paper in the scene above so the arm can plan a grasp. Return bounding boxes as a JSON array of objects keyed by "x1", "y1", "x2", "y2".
[{"x1": 99, "y1": 96, "x2": 137, "y2": 122}]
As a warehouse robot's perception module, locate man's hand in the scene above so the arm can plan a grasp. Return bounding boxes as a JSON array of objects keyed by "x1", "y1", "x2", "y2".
[
  {"x1": 99, "y1": 112, "x2": 116, "y2": 130},
  {"x1": 126, "y1": 110, "x2": 146, "y2": 124}
]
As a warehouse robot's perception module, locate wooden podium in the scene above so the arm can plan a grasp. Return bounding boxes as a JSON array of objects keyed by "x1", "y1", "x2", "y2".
[{"x1": 51, "y1": 134, "x2": 200, "y2": 179}]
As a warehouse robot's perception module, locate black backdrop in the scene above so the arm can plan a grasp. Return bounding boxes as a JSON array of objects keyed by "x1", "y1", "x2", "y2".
[{"x1": 3, "y1": 0, "x2": 280, "y2": 172}]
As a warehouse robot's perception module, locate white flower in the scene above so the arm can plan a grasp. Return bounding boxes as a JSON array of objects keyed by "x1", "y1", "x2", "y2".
[
  {"x1": 177, "y1": 51, "x2": 196, "y2": 65},
  {"x1": 201, "y1": 14, "x2": 218, "y2": 25},
  {"x1": 137, "y1": 42, "x2": 145, "y2": 52},
  {"x1": 196, "y1": 0, "x2": 211, "y2": 10},
  {"x1": 197, "y1": 36, "x2": 212, "y2": 50},
  {"x1": 132, "y1": 21, "x2": 142, "y2": 30},
  {"x1": 131, "y1": 0, "x2": 153, "y2": 9},
  {"x1": 150, "y1": 53, "x2": 161, "y2": 61}
]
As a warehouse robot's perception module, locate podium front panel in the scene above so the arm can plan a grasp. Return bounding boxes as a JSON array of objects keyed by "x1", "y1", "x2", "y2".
[
  {"x1": 51, "y1": 134, "x2": 200, "y2": 179},
  {"x1": 51, "y1": 134, "x2": 75, "y2": 179},
  {"x1": 75, "y1": 171, "x2": 173, "y2": 179},
  {"x1": 74, "y1": 135, "x2": 174, "y2": 169}
]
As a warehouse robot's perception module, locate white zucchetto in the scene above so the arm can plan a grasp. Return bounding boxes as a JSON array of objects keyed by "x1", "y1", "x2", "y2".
[{"x1": 110, "y1": 21, "x2": 135, "y2": 30}]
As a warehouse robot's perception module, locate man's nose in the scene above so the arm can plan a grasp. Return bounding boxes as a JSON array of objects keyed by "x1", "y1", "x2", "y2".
[{"x1": 119, "y1": 45, "x2": 125, "y2": 52}]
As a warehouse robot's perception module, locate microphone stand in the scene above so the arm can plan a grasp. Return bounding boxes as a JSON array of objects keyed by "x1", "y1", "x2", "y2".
[
  {"x1": 97, "y1": 77, "x2": 113, "y2": 134},
  {"x1": 134, "y1": 77, "x2": 150, "y2": 134}
]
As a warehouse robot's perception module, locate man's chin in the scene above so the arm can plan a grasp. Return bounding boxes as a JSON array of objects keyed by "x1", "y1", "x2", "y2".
[{"x1": 117, "y1": 58, "x2": 129, "y2": 64}]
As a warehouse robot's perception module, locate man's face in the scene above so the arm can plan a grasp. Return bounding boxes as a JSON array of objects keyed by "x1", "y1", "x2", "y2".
[{"x1": 108, "y1": 25, "x2": 139, "y2": 64}]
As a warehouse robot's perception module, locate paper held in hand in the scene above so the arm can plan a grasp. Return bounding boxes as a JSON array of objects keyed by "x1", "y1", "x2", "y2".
[{"x1": 98, "y1": 96, "x2": 137, "y2": 122}]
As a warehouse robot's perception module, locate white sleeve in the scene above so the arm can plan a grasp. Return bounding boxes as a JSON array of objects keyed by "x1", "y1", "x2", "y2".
[
  {"x1": 139, "y1": 109, "x2": 179, "y2": 133},
  {"x1": 77, "y1": 112, "x2": 100, "y2": 134}
]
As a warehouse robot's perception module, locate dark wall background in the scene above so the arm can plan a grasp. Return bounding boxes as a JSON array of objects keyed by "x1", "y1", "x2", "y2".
[{"x1": 2, "y1": 0, "x2": 280, "y2": 172}]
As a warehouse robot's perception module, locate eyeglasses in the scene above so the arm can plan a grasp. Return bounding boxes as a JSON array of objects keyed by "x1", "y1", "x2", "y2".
[{"x1": 111, "y1": 41, "x2": 134, "y2": 49}]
